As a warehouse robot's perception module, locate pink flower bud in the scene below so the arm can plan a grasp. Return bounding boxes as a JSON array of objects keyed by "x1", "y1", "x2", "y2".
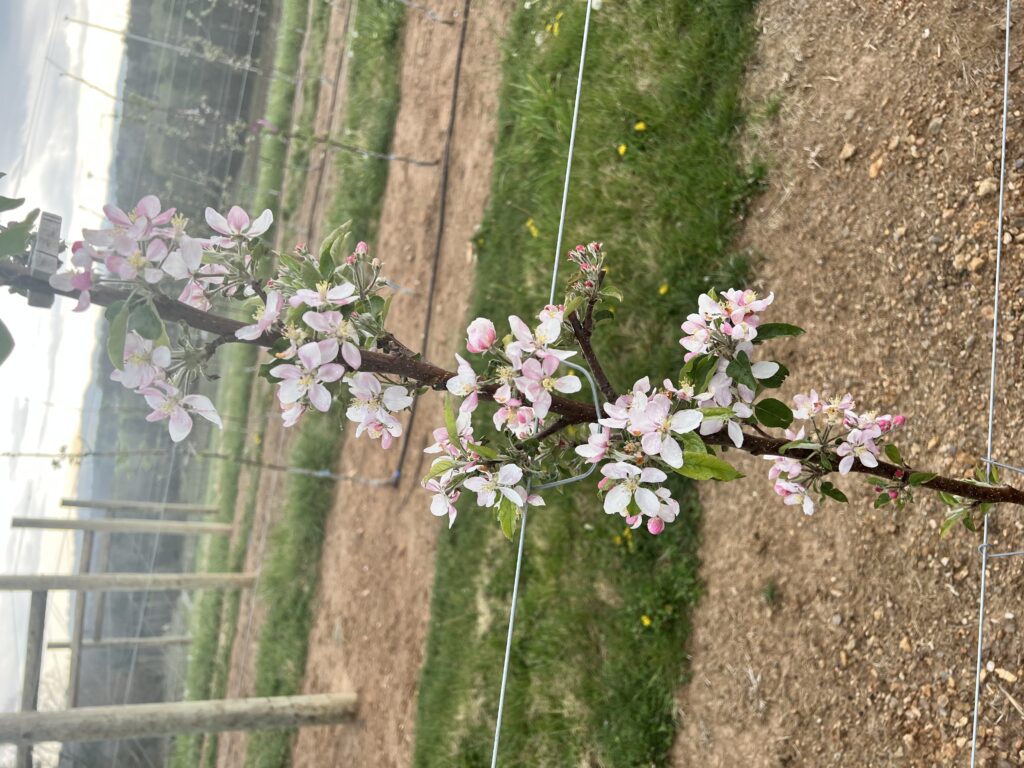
[
  {"x1": 647, "y1": 517, "x2": 665, "y2": 535},
  {"x1": 597, "y1": 476, "x2": 610, "y2": 491},
  {"x1": 894, "y1": 469, "x2": 905, "y2": 479},
  {"x1": 893, "y1": 415, "x2": 906, "y2": 428},
  {"x1": 466, "y1": 317, "x2": 496, "y2": 354},
  {"x1": 888, "y1": 489, "x2": 899, "y2": 500},
  {"x1": 873, "y1": 486, "x2": 882, "y2": 493}
]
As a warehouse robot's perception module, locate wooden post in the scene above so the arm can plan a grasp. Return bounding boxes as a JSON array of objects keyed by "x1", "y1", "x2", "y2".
[
  {"x1": 18, "y1": 591, "x2": 47, "y2": 768},
  {"x1": 0, "y1": 693, "x2": 358, "y2": 745},
  {"x1": 67, "y1": 531, "x2": 94, "y2": 708},
  {"x1": 60, "y1": 498, "x2": 219, "y2": 515},
  {"x1": 0, "y1": 573, "x2": 255, "y2": 592},
  {"x1": 48, "y1": 635, "x2": 192, "y2": 650},
  {"x1": 91, "y1": 525, "x2": 112, "y2": 641},
  {"x1": 13, "y1": 517, "x2": 233, "y2": 536}
]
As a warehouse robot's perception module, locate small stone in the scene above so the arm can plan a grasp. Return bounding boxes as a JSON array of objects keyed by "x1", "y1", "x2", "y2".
[
  {"x1": 889, "y1": 135, "x2": 901, "y2": 150},
  {"x1": 893, "y1": 225, "x2": 907, "y2": 241},
  {"x1": 969, "y1": 256, "x2": 985, "y2": 272},
  {"x1": 928, "y1": 116, "x2": 944, "y2": 135},
  {"x1": 839, "y1": 142, "x2": 857, "y2": 161},
  {"x1": 977, "y1": 177, "x2": 999, "y2": 196},
  {"x1": 832, "y1": 613, "x2": 843, "y2": 626},
  {"x1": 870, "y1": 156, "x2": 885, "y2": 178},
  {"x1": 900, "y1": 636, "x2": 912, "y2": 652},
  {"x1": 995, "y1": 668, "x2": 1018, "y2": 683}
]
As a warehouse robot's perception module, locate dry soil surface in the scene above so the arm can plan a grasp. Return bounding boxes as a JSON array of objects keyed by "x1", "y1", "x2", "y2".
[
  {"x1": 674, "y1": 1, "x2": 1024, "y2": 766},
  {"x1": 217, "y1": 1, "x2": 510, "y2": 767}
]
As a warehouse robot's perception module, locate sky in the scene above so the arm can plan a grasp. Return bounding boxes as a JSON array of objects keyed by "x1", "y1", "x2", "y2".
[{"x1": 0, "y1": 0, "x2": 129, "y2": 741}]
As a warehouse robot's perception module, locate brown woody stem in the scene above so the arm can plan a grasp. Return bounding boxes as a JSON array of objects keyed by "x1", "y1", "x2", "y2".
[
  {"x1": 9, "y1": 257, "x2": 1023, "y2": 509},
  {"x1": 568, "y1": 312, "x2": 617, "y2": 402}
]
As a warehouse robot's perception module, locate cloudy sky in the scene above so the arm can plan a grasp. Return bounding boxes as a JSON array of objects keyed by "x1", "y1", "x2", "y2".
[{"x1": 0, "y1": 0, "x2": 129, "y2": 731}]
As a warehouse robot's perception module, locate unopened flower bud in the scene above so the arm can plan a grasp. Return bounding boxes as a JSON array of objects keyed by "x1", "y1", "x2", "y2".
[{"x1": 888, "y1": 490, "x2": 899, "y2": 500}]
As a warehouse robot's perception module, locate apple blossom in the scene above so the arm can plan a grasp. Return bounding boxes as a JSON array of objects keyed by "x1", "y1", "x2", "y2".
[
  {"x1": 446, "y1": 354, "x2": 480, "y2": 413},
  {"x1": 118, "y1": 332, "x2": 171, "y2": 390},
  {"x1": 270, "y1": 338, "x2": 345, "y2": 414},
  {"x1": 466, "y1": 317, "x2": 497, "y2": 353},
  {"x1": 290, "y1": 280, "x2": 358, "y2": 309},
  {"x1": 600, "y1": 462, "x2": 668, "y2": 517},
  {"x1": 142, "y1": 381, "x2": 222, "y2": 442},
  {"x1": 205, "y1": 205, "x2": 273, "y2": 242},
  {"x1": 774, "y1": 480, "x2": 815, "y2": 516},
  {"x1": 837, "y1": 429, "x2": 880, "y2": 475},
  {"x1": 575, "y1": 423, "x2": 611, "y2": 463},
  {"x1": 515, "y1": 354, "x2": 582, "y2": 419},
  {"x1": 463, "y1": 464, "x2": 525, "y2": 508},
  {"x1": 345, "y1": 371, "x2": 414, "y2": 447},
  {"x1": 236, "y1": 290, "x2": 283, "y2": 341}
]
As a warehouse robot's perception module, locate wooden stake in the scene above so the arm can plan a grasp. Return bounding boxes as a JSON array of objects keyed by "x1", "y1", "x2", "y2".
[
  {"x1": 13, "y1": 516, "x2": 232, "y2": 536},
  {"x1": 0, "y1": 573, "x2": 255, "y2": 592}
]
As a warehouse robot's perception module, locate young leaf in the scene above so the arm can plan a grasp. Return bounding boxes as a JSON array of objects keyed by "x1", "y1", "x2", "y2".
[
  {"x1": 443, "y1": 394, "x2": 461, "y2": 451},
  {"x1": 908, "y1": 472, "x2": 937, "y2": 486},
  {"x1": 468, "y1": 442, "x2": 500, "y2": 461},
  {"x1": 819, "y1": 482, "x2": 848, "y2": 503},
  {"x1": 0, "y1": 194, "x2": 25, "y2": 214},
  {"x1": 107, "y1": 303, "x2": 130, "y2": 370},
  {"x1": 0, "y1": 317, "x2": 14, "y2": 368},
  {"x1": 873, "y1": 492, "x2": 891, "y2": 509},
  {"x1": 699, "y1": 406, "x2": 734, "y2": 420},
  {"x1": 940, "y1": 509, "x2": 965, "y2": 537},
  {"x1": 883, "y1": 443, "x2": 903, "y2": 465},
  {"x1": 725, "y1": 350, "x2": 757, "y2": 391},
  {"x1": 779, "y1": 440, "x2": 818, "y2": 453},
  {"x1": 675, "y1": 453, "x2": 744, "y2": 481},
  {"x1": 423, "y1": 458, "x2": 457, "y2": 482},
  {"x1": 130, "y1": 301, "x2": 164, "y2": 340},
  {"x1": 592, "y1": 309, "x2": 615, "y2": 325},
  {"x1": 758, "y1": 361, "x2": 789, "y2": 389},
  {"x1": 752, "y1": 323, "x2": 805, "y2": 342},
  {"x1": 497, "y1": 496, "x2": 520, "y2": 541},
  {"x1": 679, "y1": 431, "x2": 708, "y2": 454},
  {"x1": 753, "y1": 398, "x2": 793, "y2": 429}
]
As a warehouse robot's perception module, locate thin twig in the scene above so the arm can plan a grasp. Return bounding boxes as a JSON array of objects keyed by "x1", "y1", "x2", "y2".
[{"x1": 568, "y1": 312, "x2": 616, "y2": 402}]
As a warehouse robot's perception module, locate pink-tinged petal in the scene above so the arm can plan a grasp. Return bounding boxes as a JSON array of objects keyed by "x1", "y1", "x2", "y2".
[
  {"x1": 660, "y1": 437, "x2": 683, "y2": 468},
  {"x1": 297, "y1": 340, "x2": 322, "y2": 370},
  {"x1": 308, "y1": 383, "x2": 332, "y2": 412},
  {"x1": 73, "y1": 291, "x2": 91, "y2": 312},
  {"x1": 634, "y1": 487, "x2": 661, "y2": 516},
  {"x1": 182, "y1": 395, "x2": 223, "y2": 428},
  {"x1": 317, "y1": 338, "x2": 339, "y2": 363},
  {"x1": 533, "y1": 390, "x2": 552, "y2": 419},
  {"x1": 670, "y1": 409, "x2": 702, "y2": 434},
  {"x1": 604, "y1": 485, "x2": 632, "y2": 515},
  {"x1": 147, "y1": 238, "x2": 168, "y2": 261},
  {"x1": 144, "y1": 268, "x2": 164, "y2": 284},
  {"x1": 265, "y1": 290, "x2": 283, "y2": 316},
  {"x1": 226, "y1": 205, "x2": 250, "y2": 233},
  {"x1": 640, "y1": 431, "x2": 662, "y2": 455},
  {"x1": 146, "y1": 410, "x2": 167, "y2": 423},
  {"x1": 82, "y1": 228, "x2": 114, "y2": 247},
  {"x1": 497, "y1": 464, "x2": 523, "y2": 485},
  {"x1": 302, "y1": 310, "x2": 336, "y2": 333},
  {"x1": 247, "y1": 209, "x2": 273, "y2": 238},
  {"x1": 382, "y1": 386, "x2": 413, "y2": 411},
  {"x1": 168, "y1": 408, "x2": 193, "y2": 442},
  {"x1": 601, "y1": 462, "x2": 633, "y2": 480},
  {"x1": 151, "y1": 207, "x2": 176, "y2": 226},
  {"x1": 341, "y1": 341, "x2": 361, "y2": 369},
  {"x1": 640, "y1": 467, "x2": 667, "y2": 484},
  {"x1": 103, "y1": 204, "x2": 131, "y2": 227},
  {"x1": 135, "y1": 195, "x2": 161, "y2": 219},
  {"x1": 859, "y1": 452, "x2": 879, "y2": 468},
  {"x1": 541, "y1": 355, "x2": 560, "y2": 376},
  {"x1": 554, "y1": 375, "x2": 581, "y2": 393},
  {"x1": 125, "y1": 217, "x2": 148, "y2": 241},
  {"x1": 430, "y1": 494, "x2": 452, "y2": 519},
  {"x1": 270, "y1": 364, "x2": 302, "y2": 380},
  {"x1": 152, "y1": 346, "x2": 171, "y2": 368},
  {"x1": 235, "y1": 323, "x2": 264, "y2": 341},
  {"x1": 499, "y1": 486, "x2": 525, "y2": 507},
  {"x1": 647, "y1": 517, "x2": 666, "y2": 535},
  {"x1": 838, "y1": 455, "x2": 854, "y2": 475},
  {"x1": 318, "y1": 363, "x2": 345, "y2": 383},
  {"x1": 325, "y1": 283, "x2": 356, "y2": 303},
  {"x1": 727, "y1": 419, "x2": 744, "y2": 448},
  {"x1": 277, "y1": 379, "x2": 305, "y2": 404},
  {"x1": 508, "y1": 315, "x2": 532, "y2": 342},
  {"x1": 463, "y1": 476, "x2": 488, "y2": 493},
  {"x1": 162, "y1": 250, "x2": 190, "y2": 280},
  {"x1": 205, "y1": 207, "x2": 231, "y2": 236}
]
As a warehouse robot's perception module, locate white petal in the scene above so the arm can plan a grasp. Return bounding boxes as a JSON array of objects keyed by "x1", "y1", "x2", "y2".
[
  {"x1": 751, "y1": 361, "x2": 780, "y2": 380},
  {"x1": 604, "y1": 485, "x2": 631, "y2": 515},
  {"x1": 634, "y1": 487, "x2": 661, "y2": 516},
  {"x1": 669, "y1": 409, "x2": 702, "y2": 434}
]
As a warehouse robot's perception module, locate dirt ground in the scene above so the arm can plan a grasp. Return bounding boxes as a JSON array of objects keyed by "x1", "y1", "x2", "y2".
[
  {"x1": 217, "y1": 1, "x2": 510, "y2": 766},
  {"x1": 673, "y1": 1, "x2": 1024, "y2": 765}
]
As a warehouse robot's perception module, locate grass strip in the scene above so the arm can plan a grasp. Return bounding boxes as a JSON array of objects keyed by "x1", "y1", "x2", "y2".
[{"x1": 413, "y1": 1, "x2": 762, "y2": 765}]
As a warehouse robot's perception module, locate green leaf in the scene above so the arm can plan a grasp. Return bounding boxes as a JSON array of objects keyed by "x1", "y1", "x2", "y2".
[
  {"x1": 107, "y1": 302, "x2": 130, "y2": 370},
  {"x1": 600, "y1": 286, "x2": 624, "y2": 303},
  {"x1": 779, "y1": 440, "x2": 818, "y2": 453},
  {"x1": 884, "y1": 443, "x2": 903, "y2": 465},
  {"x1": 130, "y1": 301, "x2": 164, "y2": 340},
  {"x1": 467, "y1": 442, "x2": 500, "y2": 461},
  {"x1": 699, "y1": 407, "x2": 734, "y2": 420},
  {"x1": 820, "y1": 481, "x2": 848, "y2": 503},
  {"x1": 753, "y1": 398, "x2": 793, "y2": 429},
  {"x1": 908, "y1": 472, "x2": 937, "y2": 486},
  {"x1": 443, "y1": 394, "x2": 461, "y2": 451},
  {"x1": 301, "y1": 261, "x2": 323, "y2": 289},
  {"x1": 725, "y1": 350, "x2": 757, "y2": 391},
  {"x1": 563, "y1": 295, "x2": 584, "y2": 316},
  {"x1": 0, "y1": 317, "x2": 14, "y2": 368},
  {"x1": 940, "y1": 508, "x2": 966, "y2": 537},
  {"x1": 0, "y1": 194, "x2": 24, "y2": 214},
  {"x1": 104, "y1": 300, "x2": 126, "y2": 321},
  {"x1": 423, "y1": 458, "x2": 457, "y2": 482},
  {"x1": 758, "y1": 361, "x2": 789, "y2": 389},
  {"x1": 592, "y1": 309, "x2": 615, "y2": 325},
  {"x1": 681, "y1": 354, "x2": 718, "y2": 395},
  {"x1": 0, "y1": 208, "x2": 39, "y2": 258},
  {"x1": 675, "y1": 452, "x2": 744, "y2": 481},
  {"x1": 679, "y1": 432, "x2": 708, "y2": 454},
  {"x1": 497, "y1": 496, "x2": 520, "y2": 541},
  {"x1": 752, "y1": 323, "x2": 805, "y2": 342},
  {"x1": 873, "y1": 492, "x2": 891, "y2": 508},
  {"x1": 938, "y1": 491, "x2": 959, "y2": 507}
]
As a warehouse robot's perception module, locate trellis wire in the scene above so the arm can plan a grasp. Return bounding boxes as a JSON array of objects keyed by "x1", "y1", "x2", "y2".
[
  {"x1": 970, "y1": 0, "x2": 1014, "y2": 762},
  {"x1": 490, "y1": 1, "x2": 595, "y2": 765}
]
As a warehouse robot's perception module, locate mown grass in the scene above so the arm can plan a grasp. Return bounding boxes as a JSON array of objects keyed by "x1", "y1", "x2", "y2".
[
  {"x1": 414, "y1": 1, "x2": 762, "y2": 765},
  {"x1": 242, "y1": 3, "x2": 408, "y2": 767}
]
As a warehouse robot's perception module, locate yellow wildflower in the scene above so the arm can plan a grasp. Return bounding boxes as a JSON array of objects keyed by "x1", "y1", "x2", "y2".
[
  {"x1": 634, "y1": 120, "x2": 647, "y2": 132},
  {"x1": 617, "y1": 143, "x2": 627, "y2": 157},
  {"x1": 658, "y1": 283, "x2": 669, "y2": 295},
  {"x1": 525, "y1": 218, "x2": 539, "y2": 238},
  {"x1": 641, "y1": 614, "x2": 653, "y2": 628}
]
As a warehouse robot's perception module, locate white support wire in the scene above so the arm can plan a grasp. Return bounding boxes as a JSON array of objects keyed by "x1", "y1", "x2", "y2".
[
  {"x1": 490, "y1": 2, "x2": 595, "y2": 766},
  {"x1": 970, "y1": 0, "x2": 1013, "y2": 762}
]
